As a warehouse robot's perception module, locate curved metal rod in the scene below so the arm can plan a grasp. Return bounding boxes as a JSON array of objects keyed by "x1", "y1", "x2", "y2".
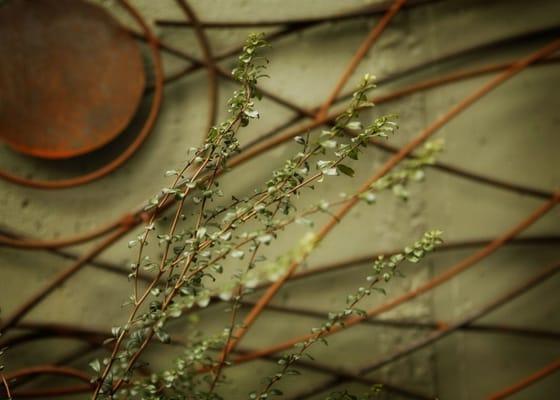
[
  {"x1": 174, "y1": 0, "x2": 218, "y2": 134},
  {"x1": 4, "y1": 365, "x2": 91, "y2": 385},
  {"x1": 0, "y1": 226, "x2": 130, "y2": 332},
  {"x1": 0, "y1": 366, "x2": 93, "y2": 400},
  {"x1": 5, "y1": 384, "x2": 91, "y2": 398},
  {"x1": 3, "y1": 29, "x2": 557, "y2": 250},
  {"x1": 1, "y1": 55, "x2": 556, "y2": 249},
  {"x1": 0, "y1": 217, "x2": 129, "y2": 250}
]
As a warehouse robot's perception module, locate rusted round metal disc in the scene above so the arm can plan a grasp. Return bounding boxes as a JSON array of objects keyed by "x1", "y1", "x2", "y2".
[{"x1": 0, "y1": 0, "x2": 146, "y2": 159}]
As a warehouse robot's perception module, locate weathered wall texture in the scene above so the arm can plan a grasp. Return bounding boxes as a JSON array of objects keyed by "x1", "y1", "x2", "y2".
[{"x1": 1, "y1": 0, "x2": 559, "y2": 399}]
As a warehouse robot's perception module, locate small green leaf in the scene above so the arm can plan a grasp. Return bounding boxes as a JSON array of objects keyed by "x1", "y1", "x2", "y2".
[
  {"x1": 257, "y1": 234, "x2": 273, "y2": 244},
  {"x1": 346, "y1": 121, "x2": 363, "y2": 130},
  {"x1": 156, "y1": 330, "x2": 171, "y2": 344},
  {"x1": 286, "y1": 369, "x2": 301, "y2": 375},
  {"x1": 231, "y1": 250, "x2": 245, "y2": 259},
  {"x1": 337, "y1": 164, "x2": 355, "y2": 177},
  {"x1": 89, "y1": 359, "x2": 101, "y2": 373},
  {"x1": 244, "y1": 109, "x2": 259, "y2": 119}
]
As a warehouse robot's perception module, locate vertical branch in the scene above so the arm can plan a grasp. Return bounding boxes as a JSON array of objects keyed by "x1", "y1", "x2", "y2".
[
  {"x1": 208, "y1": 243, "x2": 261, "y2": 394},
  {"x1": 0, "y1": 374, "x2": 11, "y2": 400}
]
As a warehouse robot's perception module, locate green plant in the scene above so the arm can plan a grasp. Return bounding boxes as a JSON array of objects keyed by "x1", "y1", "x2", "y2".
[
  {"x1": 88, "y1": 34, "x2": 443, "y2": 400},
  {"x1": 0, "y1": 311, "x2": 10, "y2": 400}
]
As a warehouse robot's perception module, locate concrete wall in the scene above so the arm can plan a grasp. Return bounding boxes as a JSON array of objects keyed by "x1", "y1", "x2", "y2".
[{"x1": 1, "y1": 0, "x2": 559, "y2": 398}]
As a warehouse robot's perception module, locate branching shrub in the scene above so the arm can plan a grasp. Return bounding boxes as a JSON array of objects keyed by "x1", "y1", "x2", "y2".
[{"x1": 88, "y1": 33, "x2": 443, "y2": 400}]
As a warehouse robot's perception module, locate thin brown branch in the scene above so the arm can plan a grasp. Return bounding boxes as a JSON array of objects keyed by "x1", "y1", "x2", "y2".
[{"x1": 0, "y1": 374, "x2": 11, "y2": 400}]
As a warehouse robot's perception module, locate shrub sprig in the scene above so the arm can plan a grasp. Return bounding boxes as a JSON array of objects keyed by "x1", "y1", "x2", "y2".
[{"x1": 89, "y1": 33, "x2": 443, "y2": 400}]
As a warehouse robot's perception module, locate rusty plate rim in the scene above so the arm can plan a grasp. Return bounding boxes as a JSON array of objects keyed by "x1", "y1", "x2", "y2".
[{"x1": 0, "y1": 0, "x2": 146, "y2": 159}]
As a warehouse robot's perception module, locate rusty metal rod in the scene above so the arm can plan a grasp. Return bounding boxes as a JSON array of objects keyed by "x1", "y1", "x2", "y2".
[
  {"x1": 227, "y1": 38, "x2": 560, "y2": 360},
  {"x1": 486, "y1": 357, "x2": 560, "y2": 400},
  {"x1": 3, "y1": 26, "x2": 557, "y2": 250},
  {"x1": 154, "y1": 0, "x2": 440, "y2": 29},
  {"x1": 294, "y1": 260, "x2": 560, "y2": 400},
  {"x1": 174, "y1": 0, "x2": 218, "y2": 134},
  {"x1": 231, "y1": 193, "x2": 559, "y2": 365},
  {"x1": 238, "y1": 302, "x2": 560, "y2": 341}
]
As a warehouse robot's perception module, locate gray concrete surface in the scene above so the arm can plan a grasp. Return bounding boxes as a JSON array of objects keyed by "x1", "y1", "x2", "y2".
[{"x1": 1, "y1": 0, "x2": 559, "y2": 399}]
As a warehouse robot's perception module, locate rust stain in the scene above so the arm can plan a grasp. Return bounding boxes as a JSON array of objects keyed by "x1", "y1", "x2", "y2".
[{"x1": 0, "y1": 0, "x2": 146, "y2": 159}]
